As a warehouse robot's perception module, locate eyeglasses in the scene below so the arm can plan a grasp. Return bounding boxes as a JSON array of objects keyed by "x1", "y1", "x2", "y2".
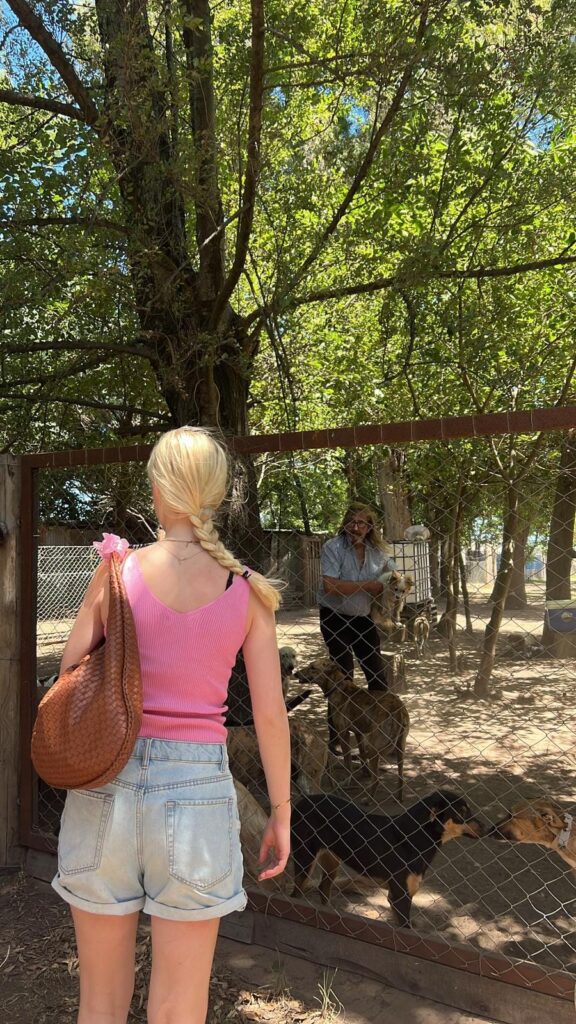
[{"x1": 348, "y1": 520, "x2": 370, "y2": 528}]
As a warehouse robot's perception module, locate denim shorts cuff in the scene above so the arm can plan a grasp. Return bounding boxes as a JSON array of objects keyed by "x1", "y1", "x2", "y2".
[
  {"x1": 51, "y1": 875, "x2": 145, "y2": 916},
  {"x1": 143, "y1": 890, "x2": 247, "y2": 921}
]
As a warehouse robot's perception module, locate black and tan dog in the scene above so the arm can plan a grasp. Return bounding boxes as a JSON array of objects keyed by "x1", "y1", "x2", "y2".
[
  {"x1": 295, "y1": 658, "x2": 409, "y2": 800},
  {"x1": 490, "y1": 799, "x2": 576, "y2": 872},
  {"x1": 291, "y1": 790, "x2": 485, "y2": 928}
]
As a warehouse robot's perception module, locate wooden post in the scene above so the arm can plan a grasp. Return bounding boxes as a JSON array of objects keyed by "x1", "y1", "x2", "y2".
[
  {"x1": 382, "y1": 651, "x2": 406, "y2": 694},
  {"x1": 0, "y1": 455, "x2": 21, "y2": 866}
]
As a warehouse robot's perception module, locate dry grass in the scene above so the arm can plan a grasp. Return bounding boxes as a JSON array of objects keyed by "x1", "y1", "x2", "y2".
[{"x1": 0, "y1": 873, "x2": 335, "y2": 1024}]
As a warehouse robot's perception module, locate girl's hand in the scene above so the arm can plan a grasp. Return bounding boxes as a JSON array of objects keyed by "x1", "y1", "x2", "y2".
[{"x1": 257, "y1": 813, "x2": 291, "y2": 881}]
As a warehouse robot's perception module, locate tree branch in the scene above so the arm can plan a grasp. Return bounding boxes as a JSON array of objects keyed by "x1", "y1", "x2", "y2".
[
  {"x1": 439, "y1": 96, "x2": 541, "y2": 256},
  {"x1": 273, "y1": 2, "x2": 430, "y2": 302},
  {"x1": 285, "y1": 252, "x2": 576, "y2": 310},
  {"x1": 455, "y1": 291, "x2": 484, "y2": 414},
  {"x1": 4, "y1": 357, "x2": 110, "y2": 388},
  {"x1": 210, "y1": 0, "x2": 265, "y2": 329},
  {"x1": 5, "y1": 0, "x2": 101, "y2": 127},
  {"x1": 180, "y1": 0, "x2": 225, "y2": 297},
  {"x1": 0, "y1": 390, "x2": 170, "y2": 419},
  {"x1": 0, "y1": 87, "x2": 86, "y2": 121},
  {"x1": 0, "y1": 216, "x2": 127, "y2": 234},
  {"x1": 0, "y1": 338, "x2": 154, "y2": 359},
  {"x1": 428, "y1": 113, "x2": 461, "y2": 237},
  {"x1": 514, "y1": 352, "x2": 576, "y2": 483}
]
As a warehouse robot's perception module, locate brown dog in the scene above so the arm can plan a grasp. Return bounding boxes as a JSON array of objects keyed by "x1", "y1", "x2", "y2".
[
  {"x1": 295, "y1": 658, "x2": 410, "y2": 801},
  {"x1": 491, "y1": 799, "x2": 576, "y2": 871},
  {"x1": 371, "y1": 572, "x2": 414, "y2": 632},
  {"x1": 228, "y1": 719, "x2": 328, "y2": 800},
  {"x1": 412, "y1": 614, "x2": 430, "y2": 658}
]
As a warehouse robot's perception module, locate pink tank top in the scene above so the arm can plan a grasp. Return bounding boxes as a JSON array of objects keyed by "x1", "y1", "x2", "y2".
[{"x1": 121, "y1": 553, "x2": 251, "y2": 743}]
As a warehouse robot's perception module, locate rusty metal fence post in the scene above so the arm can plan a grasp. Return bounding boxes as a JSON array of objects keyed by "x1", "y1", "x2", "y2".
[{"x1": 0, "y1": 454, "x2": 21, "y2": 866}]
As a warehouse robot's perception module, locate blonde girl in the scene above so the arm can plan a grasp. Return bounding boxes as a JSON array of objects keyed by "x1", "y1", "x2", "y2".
[{"x1": 52, "y1": 426, "x2": 291, "y2": 1024}]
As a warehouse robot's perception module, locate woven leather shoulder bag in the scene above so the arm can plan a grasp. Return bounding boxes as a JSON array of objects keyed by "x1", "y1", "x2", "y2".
[{"x1": 31, "y1": 552, "x2": 142, "y2": 790}]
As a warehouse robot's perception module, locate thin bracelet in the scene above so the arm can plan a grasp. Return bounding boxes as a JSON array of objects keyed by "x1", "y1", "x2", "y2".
[{"x1": 271, "y1": 798, "x2": 292, "y2": 811}]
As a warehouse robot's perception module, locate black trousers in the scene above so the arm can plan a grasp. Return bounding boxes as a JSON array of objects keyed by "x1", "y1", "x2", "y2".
[{"x1": 319, "y1": 607, "x2": 388, "y2": 692}]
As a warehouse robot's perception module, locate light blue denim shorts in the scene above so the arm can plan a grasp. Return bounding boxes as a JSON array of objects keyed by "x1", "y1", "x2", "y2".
[{"x1": 52, "y1": 738, "x2": 247, "y2": 921}]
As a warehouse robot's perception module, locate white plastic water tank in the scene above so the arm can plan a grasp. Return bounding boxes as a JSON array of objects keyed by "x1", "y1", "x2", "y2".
[{"x1": 390, "y1": 541, "x2": 432, "y2": 604}]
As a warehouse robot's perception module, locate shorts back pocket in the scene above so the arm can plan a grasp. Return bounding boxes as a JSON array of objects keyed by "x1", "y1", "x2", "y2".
[
  {"x1": 58, "y1": 790, "x2": 114, "y2": 875},
  {"x1": 166, "y1": 798, "x2": 232, "y2": 890}
]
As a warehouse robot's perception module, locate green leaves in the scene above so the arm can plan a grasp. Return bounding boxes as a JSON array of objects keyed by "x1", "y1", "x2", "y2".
[{"x1": 1, "y1": 0, "x2": 576, "y2": 463}]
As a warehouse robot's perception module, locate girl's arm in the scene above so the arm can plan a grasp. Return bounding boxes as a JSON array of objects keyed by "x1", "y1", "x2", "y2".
[
  {"x1": 242, "y1": 590, "x2": 291, "y2": 880},
  {"x1": 59, "y1": 562, "x2": 109, "y2": 674}
]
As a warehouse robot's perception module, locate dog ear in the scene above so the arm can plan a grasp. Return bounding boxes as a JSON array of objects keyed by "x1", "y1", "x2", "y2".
[
  {"x1": 428, "y1": 806, "x2": 451, "y2": 824},
  {"x1": 540, "y1": 806, "x2": 564, "y2": 829},
  {"x1": 428, "y1": 793, "x2": 465, "y2": 823},
  {"x1": 428, "y1": 800, "x2": 448, "y2": 822},
  {"x1": 510, "y1": 801, "x2": 527, "y2": 815}
]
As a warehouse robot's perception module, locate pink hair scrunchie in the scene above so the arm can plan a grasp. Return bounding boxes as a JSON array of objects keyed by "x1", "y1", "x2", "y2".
[{"x1": 92, "y1": 533, "x2": 130, "y2": 561}]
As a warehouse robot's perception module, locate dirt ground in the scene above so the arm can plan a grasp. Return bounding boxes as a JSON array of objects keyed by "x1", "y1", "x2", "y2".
[
  {"x1": 273, "y1": 586, "x2": 576, "y2": 978},
  {"x1": 34, "y1": 583, "x2": 576, "y2": 980},
  {"x1": 0, "y1": 871, "x2": 508, "y2": 1024}
]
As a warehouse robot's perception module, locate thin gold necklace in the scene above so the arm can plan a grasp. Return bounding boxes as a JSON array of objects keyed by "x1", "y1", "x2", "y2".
[
  {"x1": 162, "y1": 536, "x2": 199, "y2": 544},
  {"x1": 161, "y1": 546, "x2": 204, "y2": 564},
  {"x1": 160, "y1": 538, "x2": 204, "y2": 563}
]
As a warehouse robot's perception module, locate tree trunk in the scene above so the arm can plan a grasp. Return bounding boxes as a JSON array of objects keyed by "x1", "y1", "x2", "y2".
[
  {"x1": 542, "y1": 431, "x2": 576, "y2": 657},
  {"x1": 459, "y1": 550, "x2": 474, "y2": 635},
  {"x1": 342, "y1": 449, "x2": 358, "y2": 502},
  {"x1": 437, "y1": 481, "x2": 464, "y2": 674},
  {"x1": 474, "y1": 482, "x2": 519, "y2": 698},
  {"x1": 187, "y1": 342, "x2": 266, "y2": 571},
  {"x1": 429, "y1": 533, "x2": 441, "y2": 599},
  {"x1": 292, "y1": 461, "x2": 312, "y2": 536},
  {"x1": 220, "y1": 454, "x2": 268, "y2": 573},
  {"x1": 376, "y1": 453, "x2": 411, "y2": 541},
  {"x1": 439, "y1": 537, "x2": 450, "y2": 602},
  {"x1": 503, "y1": 521, "x2": 529, "y2": 610}
]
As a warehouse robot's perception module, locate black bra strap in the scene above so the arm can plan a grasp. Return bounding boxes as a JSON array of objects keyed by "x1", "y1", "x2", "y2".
[{"x1": 225, "y1": 571, "x2": 234, "y2": 591}]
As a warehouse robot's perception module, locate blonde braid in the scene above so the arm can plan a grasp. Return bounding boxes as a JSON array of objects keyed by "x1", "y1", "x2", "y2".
[
  {"x1": 189, "y1": 512, "x2": 282, "y2": 612},
  {"x1": 147, "y1": 427, "x2": 283, "y2": 611}
]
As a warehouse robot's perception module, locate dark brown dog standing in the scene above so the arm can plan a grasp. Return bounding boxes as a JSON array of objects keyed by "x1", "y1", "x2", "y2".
[
  {"x1": 295, "y1": 658, "x2": 410, "y2": 801},
  {"x1": 291, "y1": 790, "x2": 485, "y2": 928}
]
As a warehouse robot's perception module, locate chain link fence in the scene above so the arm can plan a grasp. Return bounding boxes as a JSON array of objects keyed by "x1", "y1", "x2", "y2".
[
  {"x1": 37, "y1": 546, "x2": 100, "y2": 626},
  {"x1": 24, "y1": 422, "x2": 576, "y2": 997}
]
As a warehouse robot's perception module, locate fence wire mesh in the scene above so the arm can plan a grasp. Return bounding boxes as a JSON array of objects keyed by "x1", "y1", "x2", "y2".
[{"x1": 28, "y1": 429, "x2": 576, "y2": 989}]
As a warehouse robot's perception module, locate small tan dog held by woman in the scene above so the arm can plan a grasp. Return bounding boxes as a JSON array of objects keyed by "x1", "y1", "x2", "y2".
[{"x1": 51, "y1": 427, "x2": 291, "y2": 1024}]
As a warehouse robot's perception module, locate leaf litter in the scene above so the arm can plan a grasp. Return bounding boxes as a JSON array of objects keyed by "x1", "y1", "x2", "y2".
[{"x1": 0, "y1": 872, "x2": 338, "y2": 1023}]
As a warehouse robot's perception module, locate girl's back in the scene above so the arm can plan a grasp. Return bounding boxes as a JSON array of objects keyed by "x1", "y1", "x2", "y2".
[
  {"x1": 132, "y1": 543, "x2": 232, "y2": 613},
  {"x1": 122, "y1": 545, "x2": 251, "y2": 744}
]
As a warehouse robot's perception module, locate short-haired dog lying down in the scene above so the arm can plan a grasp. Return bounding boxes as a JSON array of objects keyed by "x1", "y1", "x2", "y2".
[
  {"x1": 291, "y1": 790, "x2": 485, "y2": 928},
  {"x1": 490, "y1": 799, "x2": 576, "y2": 871}
]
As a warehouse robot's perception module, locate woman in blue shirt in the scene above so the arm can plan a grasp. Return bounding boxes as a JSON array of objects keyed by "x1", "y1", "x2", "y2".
[{"x1": 318, "y1": 503, "x2": 396, "y2": 708}]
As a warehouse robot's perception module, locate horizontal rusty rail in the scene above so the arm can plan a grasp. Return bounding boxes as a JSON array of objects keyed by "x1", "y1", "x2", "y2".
[{"x1": 19, "y1": 404, "x2": 576, "y2": 468}]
